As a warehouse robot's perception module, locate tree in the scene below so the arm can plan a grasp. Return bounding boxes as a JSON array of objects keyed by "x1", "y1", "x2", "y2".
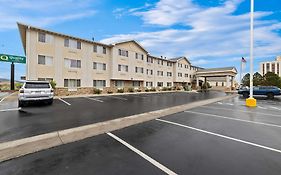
[
  {"x1": 241, "y1": 73, "x2": 250, "y2": 86},
  {"x1": 253, "y1": 72, "x2": 263, "y2": 86},
  {"x1": 263, "y1": 72, "x2": 281, "y2": 88}
]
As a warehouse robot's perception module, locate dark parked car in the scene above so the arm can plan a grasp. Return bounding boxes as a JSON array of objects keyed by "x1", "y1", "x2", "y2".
[{"x1": 238, "y1": 86, "x2": 281, "y2": 99}]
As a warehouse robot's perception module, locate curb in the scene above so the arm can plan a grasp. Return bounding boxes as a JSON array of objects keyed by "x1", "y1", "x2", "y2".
[
  {"x1": 0, "y1": 94, "x2": 237, "y2": 162},
  {"x1": 54, "y1": 90, "x2": 199, "y2": 99}
]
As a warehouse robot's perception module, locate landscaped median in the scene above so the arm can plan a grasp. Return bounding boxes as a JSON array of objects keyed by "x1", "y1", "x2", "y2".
[{"x1": 0, "y1": 94, "x2": 237, "y2": 162}]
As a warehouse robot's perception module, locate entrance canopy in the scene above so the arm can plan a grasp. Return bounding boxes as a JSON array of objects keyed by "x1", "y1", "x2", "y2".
[{"x1": 195, "y1": 67, "x2": 237, "y2": 89}]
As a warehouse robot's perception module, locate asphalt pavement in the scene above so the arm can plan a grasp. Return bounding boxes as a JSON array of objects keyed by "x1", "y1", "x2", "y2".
[
  {"x1": 1, "y1": 95, "x2": 281, "y2": 175},
  {"x1": 0, "y1": 91, "x2": 224, "y2": 142}
]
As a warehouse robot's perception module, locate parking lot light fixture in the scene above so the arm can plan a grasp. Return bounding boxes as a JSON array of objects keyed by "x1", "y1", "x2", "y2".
[{"x1": 246, "y1": 0, "x2": 257, "y2": 107}]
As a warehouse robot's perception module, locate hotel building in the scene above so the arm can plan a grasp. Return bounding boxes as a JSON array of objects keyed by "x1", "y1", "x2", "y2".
[
  {"x1": 260, "y1": 56, "x2": 281, "y2": 76},
  {"x1": 17, "y1": 23, "x2": 207, "y2": 95}
]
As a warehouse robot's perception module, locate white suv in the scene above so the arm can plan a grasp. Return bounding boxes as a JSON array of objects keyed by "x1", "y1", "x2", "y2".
[{"x1": 18, "y1": 81, "x2": 54, "y2": 107}]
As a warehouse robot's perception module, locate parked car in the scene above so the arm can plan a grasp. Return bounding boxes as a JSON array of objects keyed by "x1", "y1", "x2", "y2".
[
  {"x1": 18, "y1": 81, "x2": 54, "y2": 107},
  {"x1": 238, "y1": 86, "x2": 281, "y2": 99}
]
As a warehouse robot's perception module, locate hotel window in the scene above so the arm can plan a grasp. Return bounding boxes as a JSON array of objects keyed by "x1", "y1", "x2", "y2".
[
  {"x1": 38, "y1": 78, "x2": 53, "y2": 82},
  {"x1": 146, "y1": 69, "x2": 153, "y2": 75},
  {"x1": 167, "y1": 72, "x2": 172, "y2": 77},
  {"x1": 146, "y1": 82, "x2": 153, "y2": 87},
  {"x1": 64, "y1": 39, "x2": 81, "y2": 49},
  {"x1": 118, "y1": 64, "x2": 128, "y2": 72},
  {"x1": 158, "y1": 60, "x2": 160, "y2": 64},
  {"x1": 277, "y1": 63, "x2": 280, "y2": 75},
  {"x1": 135, "y1": 67, "x2": 144, "y2": 73},
  {"x1": 115, "y1": 80, "x2": 124, "y2": 88},
  {"x1": 147, "y1": 57, "x2": 153, "y2": 63},
  {"x1": 157, "y1": 82, "x2": 163, "y2": 87},
  {"x1": 118, "y1": 49, "x2": 128, "y2": 57},
  {"x1": 161, "y1": 60, "x2": 164, "y2": 65},
  {"x1": 178, "y1": 73, "x2": 182, "y2": 77},
  {"x1": 135, "y1": 53, "x2": 144, "y2": 60},
  {"x1": 157, "y1": 71, "x2": 164, "y2": 76},
  {"x1": 167, "y1": 82, "x2": 172, "y2": 87},
  {"x1": 64, "y1": 58, "x2": 81, "y2": 68},
  {"x1": 38, "y1": 32, "x2": 53, "y2": 43},
  {"x1": 262, "y1": 63, "x2": 265, "y2": 75},
  {"x1": 190, "y1": 75, "x2": 192, "y2": 78},
  {"x1": 167, "y1": 62, "x2": 172, "y2": 67},
  {"x1": 185, "y1": 73, "x2": 189, "y2": 77},
  {"x1": 266, "y1": 63, "x2": 270, "y2": 73},
  {"x1": 93, "y1": 62, "x2": 106, "y2": 70},
  {"x1": 93, "y1": 45, "x2": 107, "y2": 54},
  {"x1": 272, "y1": 63, "x2": 275, "y2": 73},
  {"x1": 64, "y1": 79, "x2": 81, "y2": 88},
  {"x1": 133, "y1": 81, "x2": 141, "y2": 87},
  {"x1": 38, "y1": 55, "x2": 53, "y2": 66},
  {"x1": 93, "y1": 80, "x2": 106, "y2": 88}
]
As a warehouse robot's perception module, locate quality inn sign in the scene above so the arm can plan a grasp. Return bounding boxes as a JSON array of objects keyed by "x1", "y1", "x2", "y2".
[{"x1": 0, "y1": 54, "x2": 26, "y2": 64}]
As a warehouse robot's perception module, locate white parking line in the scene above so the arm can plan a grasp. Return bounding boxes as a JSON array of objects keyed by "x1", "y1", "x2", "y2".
[
  {"x1": 85, "y1": 97, "x2": 104, "y2": 103},
  {"x1": 257, "y1": 106, "x2": 267, "y2": 109},
  {"x1": 184, "y1": 110, "x2": 281, "y2": 129},
  {"x1": 225, "y1": 103, "x2": 234, "y2": 106},
  {"x1": 128, "y1": 95, "x2": 147, "y2": 99},
  {"x1": 217, "y1": 102, "x2": 223, "y2": 105},
  {"x1": 0, "y1": 107, "x2": 21, "y2": 112},
  {"x1": 200, "y1": 106, "x2": 281, "y2": 118},
  {"x1": 0, "y1": 92, "x2": 17, "y2": 103},
  {"x1": 108, "y1": 96, "x2": 127, "y2": 101},
  {"x1": 269, "y1": 107, "x2": 281, "y2": 111},
  {"x1": 58, "y1": 98, "x2": 71, "y2": 106},
  {"x1": 107, "y1": 132, "x2": 177, "y2": 175},
  {"x1": 156, "y1": 118, "x2": 281, "y2": 154}
]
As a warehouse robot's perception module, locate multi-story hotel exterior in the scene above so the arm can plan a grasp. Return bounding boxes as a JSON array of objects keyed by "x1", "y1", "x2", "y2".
[
  {"x1": 260, "y1": 56, "x2": 281, "y2": 76},
  {"x1": 17, "y1": 23, "x2": 202, "y2": 95}
]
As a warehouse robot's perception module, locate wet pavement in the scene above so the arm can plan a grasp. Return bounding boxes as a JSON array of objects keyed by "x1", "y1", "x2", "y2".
[
  {"x1": 0, "y1": 91, "x2": 225, "y2": 142},
  {"x1": 1, "y1": 95, "x2": 281, "y2": 175}
]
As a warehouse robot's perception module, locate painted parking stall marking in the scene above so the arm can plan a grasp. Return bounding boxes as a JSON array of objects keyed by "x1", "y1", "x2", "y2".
[
  {"x1": 0, "y1": 107, "x2": 21, "y2": 112},
  {"x1": 184, "y1": 110, "x2": 281, "y2": 129},
  {"x1": 0, "y1": 92, "x2": 17, "y2": 103},
  {"x1": 200, "y1": 106, "x2": 281, "y2": 118},
  {"x1": 85, "y1": 97, "x2": 104, "y2": 103},
  {"x1": 58, "y1": 98, "x2": 71, "y2": 106},
  {"x1": 156, "y1": 118, "x2": 281, "y2": 154},
  {"x1": 107, "y1": 132, "x2": 177, "y2": 175},
  {"x1": 108, "y1": 96, "x2": 128, "y2": 101}
]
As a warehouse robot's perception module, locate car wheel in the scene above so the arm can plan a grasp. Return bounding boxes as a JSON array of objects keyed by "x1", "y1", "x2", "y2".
[
  {"x1": 242, "y1": 92, "x2": 249, "y2": 98},
  {"x1": 18, "y1": 100, "x2": 25, "y2": 107},
  {"x1": 48, "y1": 99, "x2": 53, "y2": 105},
  {"x1": 267, "y1": 92, "x2": 274, "y2": 99}
]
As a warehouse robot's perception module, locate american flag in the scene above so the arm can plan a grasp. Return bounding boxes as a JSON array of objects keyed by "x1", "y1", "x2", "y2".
[{"x1": 242, "y1": 57, "x2": 247, "y2": 63}]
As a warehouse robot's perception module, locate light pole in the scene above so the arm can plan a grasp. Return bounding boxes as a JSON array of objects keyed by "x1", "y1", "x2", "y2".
[{"x1": 246, "y1": 0, "x2": 257, "y2": 107}]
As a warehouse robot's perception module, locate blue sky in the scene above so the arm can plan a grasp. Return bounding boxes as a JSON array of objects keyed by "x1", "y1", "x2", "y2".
[{"x1": 0, "y1": 0, "x2": 280, "y2": 80}]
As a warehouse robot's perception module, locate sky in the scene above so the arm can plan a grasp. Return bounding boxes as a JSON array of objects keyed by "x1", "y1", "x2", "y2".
[{"x1": 0, "y1": 0, "x2": 280, "y2": 80}]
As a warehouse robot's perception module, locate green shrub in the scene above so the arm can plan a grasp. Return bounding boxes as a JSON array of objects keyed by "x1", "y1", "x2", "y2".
[
  {"x1": 50, "y1": 80, "x2": 56, "y2": 89},
  {"x1": 162, "y1": 87, "x2": 168, "y2": 91},
  {"x1": 150, "y1": 87, "x2": 156, "y2": 92},
  {"x1": 93, "y1": 88, "x2": 102, "y2": 94},
  {"x1": 128, "y1": 87, "x2": 134, "y2": 92},
  {"x1": 117, "y1": 88, "x2": 124, "y2": 93},
  {"x1": 176, "y1": 86, "x2": 181, "y2": 90},
  {"x1": 107, "y1": 90, "x2": 113, "y2": 94},
  {"x1": 167, "y1": 87, "x2": 172, "y2": 91},
  {"x1": 145, "y1": 88, "x2": 150, "y2": 92},
  {"x1": 137, "y1": 88, "x2": 142, "y2": 92}
]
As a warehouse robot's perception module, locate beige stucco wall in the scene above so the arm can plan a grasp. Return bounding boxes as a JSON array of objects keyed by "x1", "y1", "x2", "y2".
[{"x1": 24, "y1": 27, "x2": 201, "y2": 92}]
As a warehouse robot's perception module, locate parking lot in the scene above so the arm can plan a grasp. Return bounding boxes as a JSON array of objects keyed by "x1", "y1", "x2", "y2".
[
  {"x1": 0, "y1": 91, "x2": 224, "y2": 142},
  {"x1": 1, "y1": 95, "x2": 281, "y2": 175}
]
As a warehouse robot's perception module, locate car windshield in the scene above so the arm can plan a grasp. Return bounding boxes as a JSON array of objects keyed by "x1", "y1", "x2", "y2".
[{"x1": 25, "y1": 82, "x2": 50, "y2": 89}]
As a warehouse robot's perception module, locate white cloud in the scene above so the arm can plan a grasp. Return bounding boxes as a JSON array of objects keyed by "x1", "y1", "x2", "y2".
[
  {"x1": 0, "y1": 0, "x2": 96, "y2": 30},
  {"x1": 103, "y1": 0, "x2": 281, "y2": 68}
]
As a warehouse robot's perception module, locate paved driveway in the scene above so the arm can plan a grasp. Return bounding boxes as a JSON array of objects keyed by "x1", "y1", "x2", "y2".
[
  {"x1": 1, "y1": 96, "x2": 281, "y2": 175},
  {"x1": 0, "y1": 91, "x2": 224, "y2": 142}
]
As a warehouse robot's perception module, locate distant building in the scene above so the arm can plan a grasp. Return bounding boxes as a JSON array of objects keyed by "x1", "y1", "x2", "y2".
[{"x1": 260, "y1": 56, "x2": 281, "y2": 76}]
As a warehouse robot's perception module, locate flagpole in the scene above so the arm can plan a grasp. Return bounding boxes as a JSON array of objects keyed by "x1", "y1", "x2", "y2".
[{"x1": 246, "y1": 0, "x2": 256, "y2": 107}]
